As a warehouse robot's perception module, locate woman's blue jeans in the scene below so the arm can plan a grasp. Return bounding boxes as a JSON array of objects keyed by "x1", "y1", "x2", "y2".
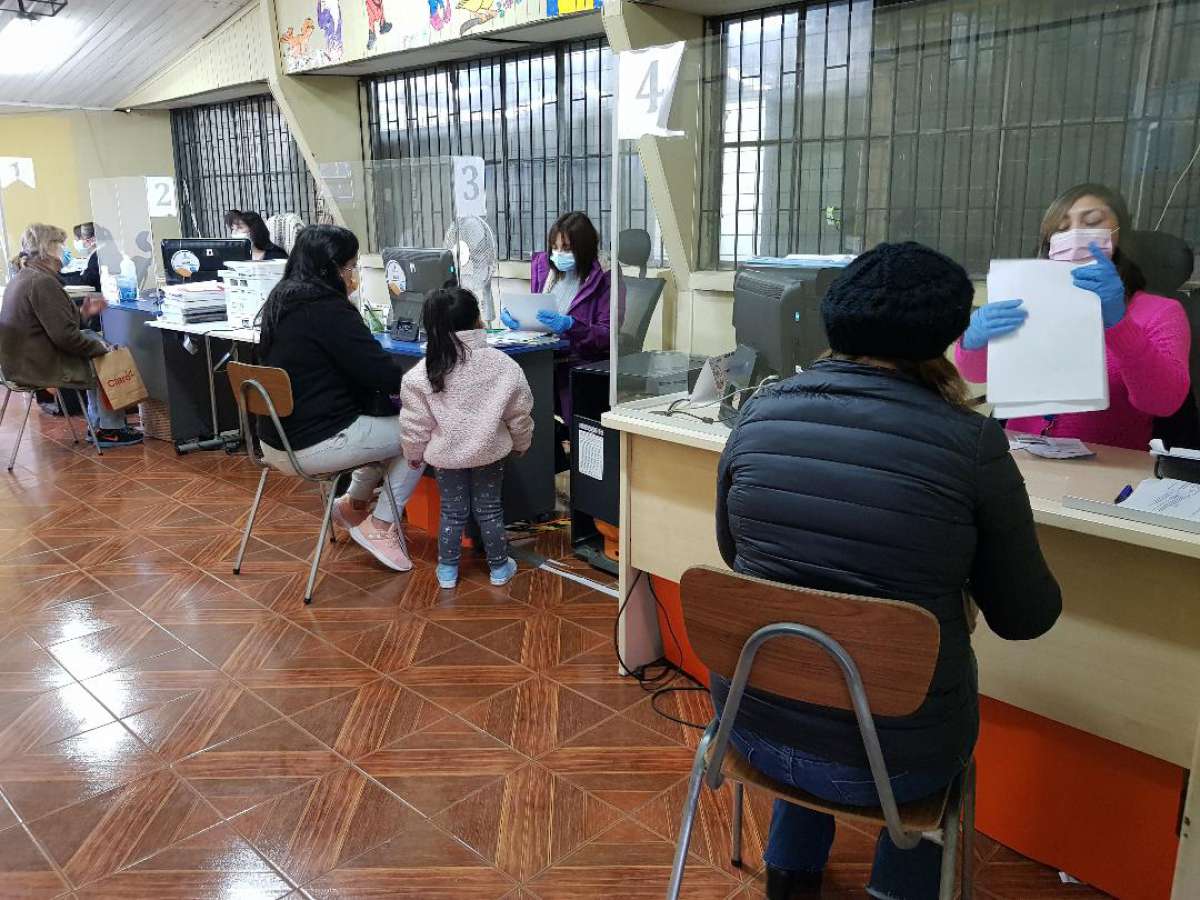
[{"x1": 712, "y1": 698, "x2": 958, "y2": 900}]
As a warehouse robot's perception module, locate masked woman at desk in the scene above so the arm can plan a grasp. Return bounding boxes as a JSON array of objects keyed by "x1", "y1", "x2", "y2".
[
  {"x1": 500, "y1": 211, "x2": 619, "y2": 426},
  {"x1": 227, "y1": 210, "x2": 289, "y2": 261},
  {"x1": 955, "y1": 183, "x2": 1191, "y2": 451},
  {"x1": 256, "y1": 225, "x2": 423, "y2": 572},
  {"x1": 715, "y1": 242, "x2": 1062, "y2": 900}
]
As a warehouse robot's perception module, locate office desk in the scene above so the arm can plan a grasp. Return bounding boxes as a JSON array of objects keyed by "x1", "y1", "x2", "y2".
[
  {"x1": 603, "y1": 394, "x2": 1200, "y2": 900},
  {"x1": 104, "y1": 302, "x2": 565, "y2": 522}
]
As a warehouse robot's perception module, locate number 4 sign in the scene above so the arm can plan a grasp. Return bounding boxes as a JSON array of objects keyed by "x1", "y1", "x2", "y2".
[{"x1": 617, "y1": 42, "x2": 686, "y2": 140}]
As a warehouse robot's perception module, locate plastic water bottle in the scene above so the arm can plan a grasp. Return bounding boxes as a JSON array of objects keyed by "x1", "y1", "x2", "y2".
[{"x1": 117, "y1": 255, "x2": 137, "y2": 302}]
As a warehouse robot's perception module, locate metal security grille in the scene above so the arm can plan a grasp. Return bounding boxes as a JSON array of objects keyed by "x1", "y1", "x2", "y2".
[
  {"x1": 362, "y1": 38, "x2": 661, "y2": 261},
  {"x1": 701, "y1": 0, "x2": 1200, "y2": 273},
  {"x1": 171, "y1": 95, "x2": 321, "y2": 238}
]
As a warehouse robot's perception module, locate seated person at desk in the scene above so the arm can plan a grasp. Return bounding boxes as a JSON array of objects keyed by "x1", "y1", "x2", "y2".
[
  {"x1": 0, "y1": 224, "x2": 142, "y2": 448},
  {"x1": 715, "y1": 242, "x2": 1062, "y2": 900},
  {"x1": 226, "y1": 210, "x2": 288, "y2": 261},
  {"x1": 501, "y1": 210, "x2": 618, "y2": 424},
  {"x1": 256, "y1": 224, "x2": 423, "y2": 572},
  {"x1": 956, "y1": 183, "x2": 1191, "y2": 451},
  {"x1": 61, "y1": 222, "x2": 100, "y2": 293}
]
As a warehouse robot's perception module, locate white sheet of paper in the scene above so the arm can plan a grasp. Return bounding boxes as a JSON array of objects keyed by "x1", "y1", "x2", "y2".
[
  {"x1": 986, "y1": 260, "x2": 1108, "y2": 415},
  {"x1": 577, "y1": 422, "x2": 605, "y2": 481},
  {"x1": 1121, "y1": 478, "x2": 1200, "y2": 522},
  {"x1": 500, "y1": 292, "x2": 553, "y2": 333}
]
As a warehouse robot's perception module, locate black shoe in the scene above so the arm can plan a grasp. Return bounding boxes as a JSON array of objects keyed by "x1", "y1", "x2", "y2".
[
  {"x1": 38, "y1": 402, "x2": 63, "y2": 417},
  {"x1": 766, "y1": 864, "x2": 823, "y2": 899},
  {"x1": 93, "y1": 427, "x2": 144, "y2": 448}
]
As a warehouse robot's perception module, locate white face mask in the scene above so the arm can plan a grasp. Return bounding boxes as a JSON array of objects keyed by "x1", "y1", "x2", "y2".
[
  {"x1": 1048, "y1": 227, "x2": 1116, "y2": 262},
  {"x1": 230, "y1": 230, "x2": 248, "y2": 240}
]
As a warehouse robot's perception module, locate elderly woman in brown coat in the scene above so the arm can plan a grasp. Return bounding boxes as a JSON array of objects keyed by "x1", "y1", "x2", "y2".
[{"x1": 0, "y1": 223, "x2": 142, "y2": 447}]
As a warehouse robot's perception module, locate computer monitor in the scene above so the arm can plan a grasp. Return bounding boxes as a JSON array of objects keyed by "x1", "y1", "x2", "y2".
[
  {"x1": 382, "y1": 247, "x2": 457, "y2": 341},
  {"x1": 162, "y1": 238, "x2": 252, "y2": 284},
  {"x1": 732, "y1": 264, "x2": 845, "y2": 379}
]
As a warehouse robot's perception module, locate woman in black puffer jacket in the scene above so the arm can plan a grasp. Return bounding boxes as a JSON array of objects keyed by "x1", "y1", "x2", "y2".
[{"x1": 714, "y1": 242, "x2": 1061, "y2": 900}]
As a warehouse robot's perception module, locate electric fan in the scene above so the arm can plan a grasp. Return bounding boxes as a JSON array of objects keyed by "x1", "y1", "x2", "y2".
[{"x1": 443, "y1": 216, "x2": 498, "y2": 321}]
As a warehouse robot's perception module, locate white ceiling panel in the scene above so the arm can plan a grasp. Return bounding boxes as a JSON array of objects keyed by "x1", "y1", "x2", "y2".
[{"x1": 0, "y1": 0, "x2": 250, "y2": 111}]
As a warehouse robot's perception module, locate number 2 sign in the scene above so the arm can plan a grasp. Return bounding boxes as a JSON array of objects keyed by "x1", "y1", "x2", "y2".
[
  {"x1": 145, "y1": 177, "x2": 178, "y2": 217},
  {"x1": 617, "y1": 42, "x2": 686, "y2": 140}
]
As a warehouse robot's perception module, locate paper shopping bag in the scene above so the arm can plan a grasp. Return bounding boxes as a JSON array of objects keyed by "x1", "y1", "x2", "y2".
[{"x1": 93, "y1": 347, "x2": 148, "y2": 410}]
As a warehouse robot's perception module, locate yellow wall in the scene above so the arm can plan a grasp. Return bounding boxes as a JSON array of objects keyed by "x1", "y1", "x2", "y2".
[{"x1": 0, "y1": 110, "x2": 178, "y2": 259}]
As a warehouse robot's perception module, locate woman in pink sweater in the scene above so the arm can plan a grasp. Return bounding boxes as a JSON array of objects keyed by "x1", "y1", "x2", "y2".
[
  {"x1": 400, "y1": 287, "x2": 534, "y2": 590},
  {"x1": 956, "y1": 183, "x2": 1191, "y2": 451}
]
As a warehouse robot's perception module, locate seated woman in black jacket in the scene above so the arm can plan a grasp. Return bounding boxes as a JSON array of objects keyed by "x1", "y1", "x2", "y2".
[
  {"x1": 228, "y1": 210, "x2": 289, "y2": 261},
  {"x1": 715, "y1": 242, "x2": 1062, "y2": 900},
  {"x1": 257, "y1": 225, "x2": 422, "y2": 572}
]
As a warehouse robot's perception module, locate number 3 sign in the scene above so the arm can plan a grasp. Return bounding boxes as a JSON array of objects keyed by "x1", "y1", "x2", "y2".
[
  {"x1": 452, "y1": 156, "x2": 487, "y2": 218},
  {"x1": 617, "y1": 42, "x2": 686, "y2": 140}
]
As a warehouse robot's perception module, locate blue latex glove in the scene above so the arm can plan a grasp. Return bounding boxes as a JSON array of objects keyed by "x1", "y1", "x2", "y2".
[
  {"x1": 500, "y1": 308, "x2": 520, "y2": 330},
  {"x1": 1072, "y1": 242, "x2": 1126, "y2": 328},
  {"x1": 961, "y1": 299, "x2": 1028, "y2": 350},
  {"x1": 536, "y1": 309, "x2": 574, "y2": 335}
]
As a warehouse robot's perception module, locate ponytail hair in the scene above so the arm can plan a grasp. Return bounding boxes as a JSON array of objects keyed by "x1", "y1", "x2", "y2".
[
  {"x1": 422, "y1": 286, "x2": 482, "y2": 393},
  {"x1": 825, "y1": 351, "x2": 970, "y2": 408}
]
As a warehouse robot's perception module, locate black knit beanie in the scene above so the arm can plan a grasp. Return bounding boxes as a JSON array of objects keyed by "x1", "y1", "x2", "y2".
[{"x1": 820, "y1": 241, "x2": 974, "y2": 361}]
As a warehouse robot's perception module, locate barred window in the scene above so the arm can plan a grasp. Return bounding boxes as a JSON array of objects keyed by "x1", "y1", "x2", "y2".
[
  {"x1": 362, "y1": 37, "x2": 661, "y2": 262},
  {"x1": 171, "y1": 95, "x2": 321, "y2": 238},
  {"x1": 701, "y1": 0, "x2": 1200, "y2": 274}
]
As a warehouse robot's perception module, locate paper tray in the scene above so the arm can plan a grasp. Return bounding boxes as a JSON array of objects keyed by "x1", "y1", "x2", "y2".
[{"x1": 1061, "y1": 495, "x2": 1200, "y2": 536}]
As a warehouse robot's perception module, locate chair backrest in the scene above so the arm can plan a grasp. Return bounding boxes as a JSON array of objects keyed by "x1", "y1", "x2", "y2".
[
  {"x1": 617, "y1": 228, "x2": 653, "y2": 278},
  {"x1": 1126, "y1": 230, "x2": 1200, "y2": 447},
  {"x1": 226, "y1": 361, "x2": 294, "y2": 417},
  {"x1": 680, "y1": 566, "x2": 940, "y2": 718},
  {"x1": 618, "y1": 275, "x2": 667, "y2": 356}
]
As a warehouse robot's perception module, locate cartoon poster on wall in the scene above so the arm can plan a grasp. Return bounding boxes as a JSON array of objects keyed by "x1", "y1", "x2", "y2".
[{"x1": 280, "y1": 0, "x2": 345, "y2": 72}]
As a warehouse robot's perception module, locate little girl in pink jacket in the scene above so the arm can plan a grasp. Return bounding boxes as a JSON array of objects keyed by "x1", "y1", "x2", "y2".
[{"x1": 400, "y1": 287, "x2": 533, "y2": 590}]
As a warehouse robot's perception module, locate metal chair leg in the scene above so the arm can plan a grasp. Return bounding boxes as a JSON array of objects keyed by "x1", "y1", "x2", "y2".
[
  {"x1": 55, "y1": 391, "x2": 79, "y2": 444},
  {"x1": 0, "y1": 386, "x2": 11, "y2": 424},
  {"x1": 233, "y1": 468, "x2": 269, "y2": 575},
  {"x1": 730, "y1": 781, "x2": 744, "y2": 868},
  {"x1": 304, "y1": 475, "x2": 340, "y2": 605},
  {"x1": 77, "y1": 390, "x2": 102, "y2": 456},
  {"x1": 667, "y1": 722, "x2": 717, "y2": 900},
  {"x1": 318, "y1": 481, "x2": 337, "y2": 543},
  {"x1": 7, "y1": 392, "x2": 33, "y2": 471},
  {"x1": 961, "y1": 761, "x2": 976, "y2": 900},
  {"x1": 937, "y1": 772, "x2": 966, "y2": 900}
]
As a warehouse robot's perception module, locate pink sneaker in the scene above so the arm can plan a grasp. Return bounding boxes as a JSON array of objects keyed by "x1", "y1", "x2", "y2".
[
  {"x1": 332, "y1": 495, "x2": 370, "y2": 530},
  {"x1": 349, "y1": 518, "x2": 413, "y2": 572}
]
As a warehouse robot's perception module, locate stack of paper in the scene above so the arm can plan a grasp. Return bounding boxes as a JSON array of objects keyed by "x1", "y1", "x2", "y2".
[
  {"x1": 1121, "y1": 478, "x2": 1200, "y2": 523},
  {"x1": 985, "y1": 260, "x2": 1109, "y2": 418},
  {"x1": 161, "y1": 281, "x2": 227, "y2": 325}
]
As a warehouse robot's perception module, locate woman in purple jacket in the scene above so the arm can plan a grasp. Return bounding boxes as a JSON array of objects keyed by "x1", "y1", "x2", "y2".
[{"x1": 501, "y1": 211, "x2": 620, "y2": 426}]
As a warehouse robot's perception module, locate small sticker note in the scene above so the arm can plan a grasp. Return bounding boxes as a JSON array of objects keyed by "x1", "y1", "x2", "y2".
[{"x1": 577, "y1": 421, "x2": 605, "y2": 481}]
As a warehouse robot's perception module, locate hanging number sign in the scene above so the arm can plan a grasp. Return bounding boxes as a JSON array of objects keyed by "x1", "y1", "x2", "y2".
[
  {"x1": 145, "y1": 177, "x2": 178, "y2": 217},
  {"x1": 617, "y1": 42, "x2": 686, "y2": 140},
  {"x1": 0, "y1": 158, "x2": 35, "y2": 190},
  {"x1": 452, "y1": 156, "x2": 487, "y2": 218}
]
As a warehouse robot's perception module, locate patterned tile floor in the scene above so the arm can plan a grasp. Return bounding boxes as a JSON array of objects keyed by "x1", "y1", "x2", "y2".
[{"x1": 0, "y1": 405, "x2": 1113, "y2": 898}]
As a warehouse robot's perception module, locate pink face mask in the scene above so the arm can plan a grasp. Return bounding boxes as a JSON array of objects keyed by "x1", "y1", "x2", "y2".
[{"x1": 1048, "y1": 227, "x2": 1116, "y2": 262}]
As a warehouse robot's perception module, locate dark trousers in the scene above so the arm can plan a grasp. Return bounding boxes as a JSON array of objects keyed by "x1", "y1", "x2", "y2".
[{"x1": 435, "y1": 461, "x2": 508, "y2": 568}]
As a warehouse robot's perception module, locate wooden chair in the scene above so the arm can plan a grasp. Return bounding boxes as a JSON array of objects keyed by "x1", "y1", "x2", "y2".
[
  {"x1": 1, "y1": 363, "x2": 98, "y2": 469},
  {"x1": 667, "y1": 566, "x2": 975, "y2": 900},
  {"x1": 226, "y1": 362, "x2": 401, "y2": 605}
]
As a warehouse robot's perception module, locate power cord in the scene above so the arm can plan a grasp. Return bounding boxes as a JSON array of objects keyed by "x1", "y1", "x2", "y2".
[{"x1": 612, "y1": 572, "x2": 710, "y2": 731}]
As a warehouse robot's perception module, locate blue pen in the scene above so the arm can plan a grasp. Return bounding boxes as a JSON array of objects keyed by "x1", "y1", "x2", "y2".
[{"x1": 1114, "y1": 484, "x2": 1133, "y2": 504}]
